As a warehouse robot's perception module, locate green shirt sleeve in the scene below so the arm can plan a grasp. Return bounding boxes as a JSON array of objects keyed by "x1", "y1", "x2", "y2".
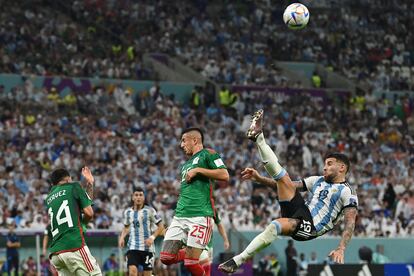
[
  {"x1": 206, "y1": 150, "x2": 227, "y2": 169},
  {"x1": 73, "y1": 182, "x2": 93, "y2": 209},
  {"x1": 214, "y1": 211, "x2": 221, "y2": 225}
]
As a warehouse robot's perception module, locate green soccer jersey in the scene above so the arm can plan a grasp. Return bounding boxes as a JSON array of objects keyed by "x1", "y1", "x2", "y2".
[
  {"x1": 45, "y1": 182, "x2": 92, "y2": 254},
  {"x1": 175, "y1": 148, "x2": 227, "y2": 218}
]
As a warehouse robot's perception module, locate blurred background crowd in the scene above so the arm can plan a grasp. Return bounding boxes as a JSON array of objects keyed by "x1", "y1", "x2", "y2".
[{"x1": 1, "y1": 0, "x2": 414, "y2": 89}]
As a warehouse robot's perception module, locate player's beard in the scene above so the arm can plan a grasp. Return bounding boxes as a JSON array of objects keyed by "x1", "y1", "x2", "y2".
[{"x1": 324, "y1": 172, "x2": 336, "y2": 183}]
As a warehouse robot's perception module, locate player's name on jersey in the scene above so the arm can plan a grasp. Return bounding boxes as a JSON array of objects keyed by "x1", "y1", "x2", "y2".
[{"x1": 46, "y1": 190, "x2": 67, "y2": 205}]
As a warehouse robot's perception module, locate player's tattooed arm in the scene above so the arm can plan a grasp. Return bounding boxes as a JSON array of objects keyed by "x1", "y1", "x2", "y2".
[
  {"x1": 338, "y1": 207, "x2": 357, "y2": 250},
  {"x1": 81, "y1": 167, "x2": 94, "y2": 199},
  {"x1": 328, "y1": 207, "x2": 357, "y2": 264},
  {"x1": 85, "y1": 184, "x2": 94, "y2": 200}
]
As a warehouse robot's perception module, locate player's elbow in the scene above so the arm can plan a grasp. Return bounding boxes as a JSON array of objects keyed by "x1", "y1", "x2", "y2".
[
  {"x1": 83, "y1": 206, "x2": 94, "y2": 220},
  {"x1": 221, "y1": 170, "x2": 230, "y2": 182}
]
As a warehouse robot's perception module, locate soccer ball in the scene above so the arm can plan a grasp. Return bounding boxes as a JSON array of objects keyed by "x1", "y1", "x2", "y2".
[{"x1": 283, "y1": 3, "x2": 310, "y2": 30}]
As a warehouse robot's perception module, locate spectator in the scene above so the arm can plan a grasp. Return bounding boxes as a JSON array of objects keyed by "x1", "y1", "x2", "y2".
[
  {"x1": 308, "y1": 252, "x2": 319, "y2": 265},
  {"x1": 5, "y1": 223, "x2": 20, "y2": 276},
  {"x1": 298, "y1": 253, "x2": 308, "y2": 276},
  {"x1": 358, "y1": 246, "x2": 373, "y2": 264},
  {"x1": 285, "y1": 240, "x2": 297, "y2": 276},
  {"x1": 103, "y1": 253, "x2": 119, "y2": 275},
  {"x1": 372, "y1": 244, "x2": 390, "y2": 264},
  {"x1": 22, "y1": 256, "x2": 37, "y2": 276}
]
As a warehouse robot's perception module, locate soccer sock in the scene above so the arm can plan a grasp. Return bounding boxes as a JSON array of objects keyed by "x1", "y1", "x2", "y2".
[
  {"x1": 160, "y1": 249, "x2": 186, "y2": 265},
  {"x1": 184, "y1": 258, "x2": 205, "y2": 276},
  {"x1": 233, "y1": 221, "x2": 281, "y2": 266},
  {"x1": 256, "y1": 133, "x2": 286, "y2": 180},
  {"x1": 201, "y1": 263, "x2": 211, "y2": 276},
  {"x1": 178, "y1": 249, "x2": 186, "y2": 262}
]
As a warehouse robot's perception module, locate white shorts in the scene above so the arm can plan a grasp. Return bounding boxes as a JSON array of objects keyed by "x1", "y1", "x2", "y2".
[
  {"x1": 164, "y1": 216, "x2": 213, "y2": 249},
  {"x1": 50, "y1": 246, "x2": 102, "y2": 276}
]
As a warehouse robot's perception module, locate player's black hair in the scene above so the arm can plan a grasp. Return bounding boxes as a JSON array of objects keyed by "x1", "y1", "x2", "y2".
[
  {"x1": 181, "y1": 127, "x2": 204, "y2": 143},
  {"x1": 133, "y1": 186, "x2": 145, "y2": 194},
  {"x1": 50, "y1": 168, "x2": 71, "y2": 185},
  {"x1": 324, "y1": 152, "x2": 350, "y2": 173},
  {"x1": 131, "y1": 186, "x2": 149, "y2": 207}
]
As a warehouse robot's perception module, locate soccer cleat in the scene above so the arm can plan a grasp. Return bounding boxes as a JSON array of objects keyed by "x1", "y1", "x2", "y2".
[
  {"x1": 218, "y1": 258, "x2": 239, "y2": 274},
  {"x1": 246, "y1": 109, "x2": 264, "y2": 141}
]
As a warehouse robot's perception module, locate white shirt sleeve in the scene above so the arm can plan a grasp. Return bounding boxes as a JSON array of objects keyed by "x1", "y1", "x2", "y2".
[
  {"x1": 302, "y1": 176, "x2": 323, "y2": 193},
  {"x1": 151, "y1": 208, "x2": 162, "y2": 224},
  {"x1": 341, "y1": 186, "x2": 359, "y2": 209},
  {"x1": 123, "y1": 209, "x2": 131, "y2": 226}
]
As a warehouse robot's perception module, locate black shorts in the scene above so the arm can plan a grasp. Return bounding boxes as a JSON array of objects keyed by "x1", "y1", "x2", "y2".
[
  {"x1": 127, "y1": 250, "x2": 154, "y2": 271},
  {"x1": 279, "y1": 191, "x2": 318, "y2": 241}
]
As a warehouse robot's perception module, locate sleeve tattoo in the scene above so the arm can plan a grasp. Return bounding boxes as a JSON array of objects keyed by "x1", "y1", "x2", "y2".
[
  {"x1": 85, "y1": 184, "x2": 94, "y2": 200},
  {"x1": 339, "y1": 207, "x2": 357, "y2": 249}
]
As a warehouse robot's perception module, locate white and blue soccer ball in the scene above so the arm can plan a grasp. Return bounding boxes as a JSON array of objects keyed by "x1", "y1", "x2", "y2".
[{"x1": 283, "y1": 3, "x2": 310, "y2": 30}]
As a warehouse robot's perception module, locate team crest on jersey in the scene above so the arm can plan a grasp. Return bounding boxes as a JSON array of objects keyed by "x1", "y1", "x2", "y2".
[{"x1": 192, "y1": 157, "x2": 200, "y2": 165}]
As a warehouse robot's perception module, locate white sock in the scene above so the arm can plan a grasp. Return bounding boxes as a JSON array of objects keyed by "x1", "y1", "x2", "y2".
[
  {"x1": 233, "y1": 222, "x2": 280, "y2": 266},
  {"x1": 256, "y1": 133, "x2": 286, "y2": 180}
]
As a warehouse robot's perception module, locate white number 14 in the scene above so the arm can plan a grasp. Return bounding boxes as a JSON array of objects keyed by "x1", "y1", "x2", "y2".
[{"x1": 48, "y1": 200, "x2": 74, "y2": 237}]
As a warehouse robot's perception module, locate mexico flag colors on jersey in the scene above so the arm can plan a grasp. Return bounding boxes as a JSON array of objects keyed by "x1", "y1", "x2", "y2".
[
  {"x1": 45, "y1": 182, "x2": 93, "y2": 254},
  {"x1": 175, "y1": 148, "x2": 226, "y2": 218}
]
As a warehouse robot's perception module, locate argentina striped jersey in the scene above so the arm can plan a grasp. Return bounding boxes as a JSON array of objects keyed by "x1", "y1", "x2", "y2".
[
  {"x1": 123, "y1": 206, "x2": 162, "y2": 252},
  {"x1": 302, "y1": 176, "x2": 358, "y2": 236}
]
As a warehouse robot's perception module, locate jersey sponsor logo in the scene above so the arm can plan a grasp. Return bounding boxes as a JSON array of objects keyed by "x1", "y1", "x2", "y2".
[
  {"x1": 192, "y1": 157, "x2": 200, "y2": 165},
  {"x1": 214, "y1": 158, "x2": 224, "y2": 167}
]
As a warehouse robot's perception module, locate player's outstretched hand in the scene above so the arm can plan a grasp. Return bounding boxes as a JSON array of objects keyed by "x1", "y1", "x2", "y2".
[
  {"x1": 82, "y1": 167, "x2": 94, "y2": 184},
  {"x1": 328, "y1": 248, "x2": 345, "y2": 264},
  {"x1": 241, "y1": 168, "x2": 260, "y2": 182}
]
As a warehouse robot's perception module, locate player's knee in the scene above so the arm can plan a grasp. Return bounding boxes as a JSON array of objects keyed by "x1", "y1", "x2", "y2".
[
  {"x1": 160, "y1": 252, "x2": 177, "y2": 265},
  {"x1": 260, "y1": 221, "x2": 280, "y2": 244}
]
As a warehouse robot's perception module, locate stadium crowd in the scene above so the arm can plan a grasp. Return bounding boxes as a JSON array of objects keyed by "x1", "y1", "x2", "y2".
[
  {"x1": 0, "y1": 0, "x2": 154, "y2": 80},
  {"x1": 1, "y1": 0, "x2": 414, "y2": 89},
  {"x1": 0, "y1": 78, "x2": 413, "y2": 239}
]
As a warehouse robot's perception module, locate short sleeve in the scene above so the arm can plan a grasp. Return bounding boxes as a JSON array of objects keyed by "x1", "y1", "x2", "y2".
[
  {"x1": 214, "y1": 211, "x2": 221, "y2": 225},
  {"x1": 123, "y1": 209, "x2": 131, "y2": 226},
  {"x1": 302, "y1": 176, "x2": 323, "y2": 193},
  {"x1": 206, "y1": 149, "x2": 227, "y2": 169},
  {"x1": 151, "y1": 208, "x2": 162, "y2": 225},
  {"x1": 73, "y1": 182, "x2": 93, "y2": 209},
  {"x1": 341, "y1": 186, "x2": 358, "y2": 209}
]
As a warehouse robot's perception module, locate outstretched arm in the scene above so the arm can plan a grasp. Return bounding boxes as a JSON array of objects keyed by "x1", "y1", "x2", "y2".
[
  {"x1": 329, "y1": 207, "x2": 357, "y2": 264},
  {"x1": 241, "y1": 168, "x2": 304, "y2": 191}
]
